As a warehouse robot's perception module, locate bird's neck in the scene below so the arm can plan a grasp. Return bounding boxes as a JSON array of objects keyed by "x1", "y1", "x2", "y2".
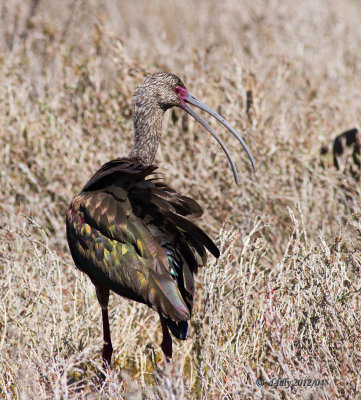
[{"x1": 129, "y1": 102, "x2": 165, "y2": 166}]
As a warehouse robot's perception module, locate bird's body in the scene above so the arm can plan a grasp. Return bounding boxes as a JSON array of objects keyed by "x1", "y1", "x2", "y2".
[
  {"x1": 66, "y1": 72, "x2": 255, "y2": 368},
  {"x1": 66, "y1": 157, "x2": 218, "y2": 340}
]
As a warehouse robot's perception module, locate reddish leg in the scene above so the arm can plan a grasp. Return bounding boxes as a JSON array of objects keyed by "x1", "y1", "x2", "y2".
[
  {"x1": 101, "y1": 307, "x2": 113, "y2": 369},
  {"x1": 94, "y1": 282, "x2": 113, "y2": 370},
  {"x1": 160, "y1": 316, "x2": 172, "y2": 360}
]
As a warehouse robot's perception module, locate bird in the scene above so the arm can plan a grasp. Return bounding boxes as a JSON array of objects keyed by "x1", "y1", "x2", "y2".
[{"x1": 66, "y1": 72, "x2": 255, "y2": 370}]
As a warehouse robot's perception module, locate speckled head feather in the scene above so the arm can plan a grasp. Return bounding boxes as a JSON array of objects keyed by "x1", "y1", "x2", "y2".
[
  {"x1": 136, "y1": 72, "x2": 186, "y2": 109},
  {"x1": 129, "y1": 72, "x2": 187, "y2": 165},
  {"x1": 129, "y1": 71, "x2": 256, "y2": 178}
]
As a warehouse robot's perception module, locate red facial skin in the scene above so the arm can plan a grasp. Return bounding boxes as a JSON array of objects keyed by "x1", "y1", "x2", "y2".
[{"x1": 175, "y1": 86, "x2": 188, "y2": 107}]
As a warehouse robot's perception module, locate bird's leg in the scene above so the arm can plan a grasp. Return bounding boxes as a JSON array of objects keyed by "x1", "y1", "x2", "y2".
[
  {"x1": 94, "y1": 282, "x2": 113, "y2": 370},
  {"x1": 101, "y1": 307, "x2": 113, "y2": 369},
  {"x1": 160, "y1": 316, "x2": 172, "y2": 360}
]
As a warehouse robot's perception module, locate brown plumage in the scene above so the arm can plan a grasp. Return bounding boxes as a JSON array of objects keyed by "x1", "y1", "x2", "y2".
[{"x1": 66, "y1": 72, "x2": 255, "y2": 369}]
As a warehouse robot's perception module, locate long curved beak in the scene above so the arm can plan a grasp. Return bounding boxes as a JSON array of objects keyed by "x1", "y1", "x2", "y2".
[{"x1": 181, "y1": 92, "x2": 256, "y2": 184}]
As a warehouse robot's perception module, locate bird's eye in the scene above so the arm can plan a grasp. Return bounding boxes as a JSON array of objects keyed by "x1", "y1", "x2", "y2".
[{"x1": 174, "y1": 86, "x2": 187, "y2": 103}]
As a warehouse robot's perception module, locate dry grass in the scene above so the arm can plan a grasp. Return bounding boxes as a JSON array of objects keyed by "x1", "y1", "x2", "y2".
[{"x1": 0, "y1": 0, "x2": 361, "y2": 398}]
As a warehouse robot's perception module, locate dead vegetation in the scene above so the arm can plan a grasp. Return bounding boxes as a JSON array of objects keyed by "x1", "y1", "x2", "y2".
[{"x1": 0, "y1": 0, "x2": 360, "y2": 398}]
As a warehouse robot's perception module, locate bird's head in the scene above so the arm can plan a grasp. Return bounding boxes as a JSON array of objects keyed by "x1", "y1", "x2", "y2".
[
  {"x1": 135, "y1": 72, "x2": 187, "y2": 110},
  {"x1": 134, "y1": 72, "x2": 256, "y2": 182}
]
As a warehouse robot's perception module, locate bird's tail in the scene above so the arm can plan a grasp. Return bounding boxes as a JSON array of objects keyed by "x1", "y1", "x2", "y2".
[{"x1": 166, "y1": 319, "x2": 189, "y2": 340}]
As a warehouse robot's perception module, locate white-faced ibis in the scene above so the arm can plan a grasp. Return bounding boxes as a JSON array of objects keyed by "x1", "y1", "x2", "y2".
[{"x1": 66, "y1": 72, "x2": 255, "y2": 369}]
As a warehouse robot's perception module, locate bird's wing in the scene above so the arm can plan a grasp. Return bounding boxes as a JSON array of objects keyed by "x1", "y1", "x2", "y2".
[
  {"x1": 66, "y1": 158, "x2": 219, "y2": 322},
  {"x1": 67, "y1": 188, "x2": 191, "y2": 321}
]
